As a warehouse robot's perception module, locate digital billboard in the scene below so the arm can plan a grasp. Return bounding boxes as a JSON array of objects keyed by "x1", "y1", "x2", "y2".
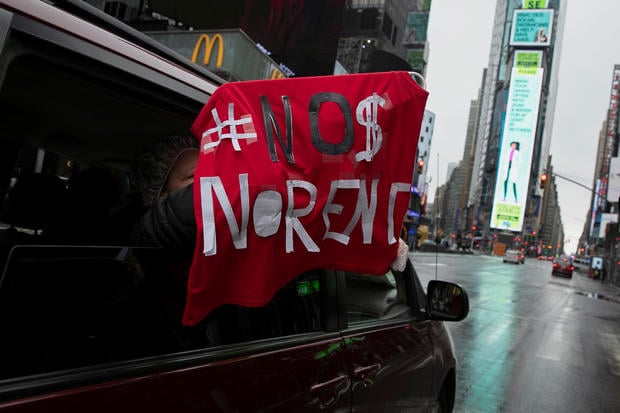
[
  {"x1": 403, "y1": 11, "x2": 429, "y2": 45},
  {"x1": 608, "y1": 157, "x2": 620, "y2": 202},
  {"x1": 510, "y1": 9, "x2": 554, "y2": 47},
  {"x1": 523, "y1": 0, "x2": 548, "y2": 8},
  {"x1": 514, "y1": 50, "x2": 543, "y2": 69},
  {"x1": 490, "y1": 65, "x2": 544, "y2": 232},
  {"x1": 406, "y1": 49, "x2": 425, "y2": 73}
]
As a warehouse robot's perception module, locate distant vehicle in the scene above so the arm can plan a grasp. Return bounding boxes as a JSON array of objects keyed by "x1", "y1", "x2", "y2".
[
  {"x1": 572, "y1": 256, "x2": 590, "y2": 272},
  {"x1": 503, "y1": 249, "x2": 522, "y2": 264},
  {"x1": 552, "y1": 255, "x2": 574, "y2": 278}
]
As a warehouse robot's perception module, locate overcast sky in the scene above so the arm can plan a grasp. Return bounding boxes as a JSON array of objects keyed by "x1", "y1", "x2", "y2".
[{"x1": 424, "y1": 0, "x2": 619, "y2": 254}]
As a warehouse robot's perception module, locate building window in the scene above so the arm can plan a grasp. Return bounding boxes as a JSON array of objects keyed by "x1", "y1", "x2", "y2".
[
  {"x1": 382, "y1": 13, "x2": 393, "y2": 39},
  {"x1": 360, "y1": 8, "x2": 378, "y2": 30}
]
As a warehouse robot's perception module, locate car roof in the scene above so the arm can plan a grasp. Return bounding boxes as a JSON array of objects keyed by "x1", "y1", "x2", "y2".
[
  {"x1": 0, "y1": 0, "x2": 223, "y2": 94},
  {"x1": 0, "y1": 0, "x2": 224, "y2": 168}
]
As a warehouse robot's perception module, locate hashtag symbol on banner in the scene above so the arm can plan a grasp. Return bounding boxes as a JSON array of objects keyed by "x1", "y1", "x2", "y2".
[{"x1": 203, "y1": 102, "x2": 257, "y2": 152}]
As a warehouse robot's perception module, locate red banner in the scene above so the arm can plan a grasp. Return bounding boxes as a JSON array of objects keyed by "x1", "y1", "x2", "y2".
[{"x1": 184, "y1": 71, "x2": 428, "y2": 326}]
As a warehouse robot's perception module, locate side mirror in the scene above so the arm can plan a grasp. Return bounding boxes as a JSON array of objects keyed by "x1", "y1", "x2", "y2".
[{"x1": 427, "y1": 280, "x2": 469, "y2": 322}]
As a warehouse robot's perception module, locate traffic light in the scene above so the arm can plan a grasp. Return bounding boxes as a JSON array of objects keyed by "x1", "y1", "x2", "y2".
[
  {"x1": 417, "y1": 159, "x2": 425, "y2": 174},
  {"x1": 539, "y1": 173, "x2": 547, "y2": 189}
]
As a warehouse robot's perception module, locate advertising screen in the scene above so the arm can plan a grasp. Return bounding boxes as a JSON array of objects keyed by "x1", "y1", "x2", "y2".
[
  {"x1": 490, "y1": 65, "x2": 544, "y2": 232},
  {"x1": 406, "y1": 49, "x2": 425, "y2": 73},
  {"x1": 608, "y1": 157, "x2": 620, "y2": 202},
  {"x1": 510, "y1": 9, "x2": 554, "y2": 47},
  {"x1": 514, "y1": 50, "x2": 543, "y2": 69},
  {"x1": 403, "y1": 11, "x2": 430, "y2": 45}
]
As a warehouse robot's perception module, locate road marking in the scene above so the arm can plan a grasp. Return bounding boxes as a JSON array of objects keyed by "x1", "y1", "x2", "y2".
[{"x1": 536, "y1": 322, "x2": 584, "y2": 367}]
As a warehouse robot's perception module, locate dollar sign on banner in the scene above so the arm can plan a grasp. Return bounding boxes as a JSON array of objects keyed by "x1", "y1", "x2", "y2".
[{"x1": 355, "y1": 93, "x2": 386, "y2": 162}]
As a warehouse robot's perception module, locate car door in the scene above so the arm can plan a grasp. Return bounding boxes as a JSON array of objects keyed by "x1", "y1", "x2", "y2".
[
  {"x1": 337, "y1": 263, "x2": 437, "y2": 412},
  {"x1": 0, "y1": 247, "x2": 351, "y2": 412}
]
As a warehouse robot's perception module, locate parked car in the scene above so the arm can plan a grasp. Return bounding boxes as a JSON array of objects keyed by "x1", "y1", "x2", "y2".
[
  {"x1": 552, "y1": 255, "x2": 574, "y2": 278},
  {"x1": 503, "y1": 249, "x2": 523, "y2": 264},
  {"x1": 572, "y1": 256, "x2": 590, "y2": 272},
  {"x1": 0, "y1": 1, "x2": 469, "y2": 411}
]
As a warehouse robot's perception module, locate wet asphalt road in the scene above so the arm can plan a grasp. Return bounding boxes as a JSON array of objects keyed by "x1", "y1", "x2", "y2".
[{"x1": 411, "y1": 252, "x2": 620, "y2": 413}]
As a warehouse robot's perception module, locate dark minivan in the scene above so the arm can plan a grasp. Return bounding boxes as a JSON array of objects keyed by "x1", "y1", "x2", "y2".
[{"x1": 0, "y1": 1, "x2": 468, "y2": 411}]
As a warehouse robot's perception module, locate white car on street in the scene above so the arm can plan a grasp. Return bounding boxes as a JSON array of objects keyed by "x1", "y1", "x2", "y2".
[{"x1": 503, "y1": 249, "x2": 524, "y2": 264}]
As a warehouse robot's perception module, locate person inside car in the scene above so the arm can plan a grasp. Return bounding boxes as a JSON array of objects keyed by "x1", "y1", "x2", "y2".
[{"x1": 129, "y1": 135, "x2": 199, "y2": 250}]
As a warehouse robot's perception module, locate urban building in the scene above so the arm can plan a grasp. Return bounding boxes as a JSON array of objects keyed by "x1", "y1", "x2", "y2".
[
  {"x1": 579, "y1": 66, "x2": 620, "y2": 286},
  {"x1": 416, "y1": 110, "x2": 435, "y2": 194},
  {"x1": 437, "y1": 78, "x2": 485, "y2": 238},
  {"x1": 466, "y1": 0, "x2": 566, "y2": 250},
  {"x1": 336, "y1": 0, "x2": 430, "y2": 76},
  {"x1": 539, "y1": 157, "x2": 565, "y2": 255},
  {"x1": 582, "y1": 66, "x2": 620, "y2": 247},
  {"x1": 581, "y1": 119, "x2": 608, "y2": 249}
]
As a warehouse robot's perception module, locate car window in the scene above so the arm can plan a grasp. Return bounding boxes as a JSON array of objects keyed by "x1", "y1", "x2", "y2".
[
  {"x1": 343, "y1": 269, "x2": 411, "y2": 325},
  {"x1": 0, "y1": 244, "x2": 324, "y2": 380}
]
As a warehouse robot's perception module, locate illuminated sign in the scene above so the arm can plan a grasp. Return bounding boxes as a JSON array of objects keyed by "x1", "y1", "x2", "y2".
[
  {"x1": 490, "y1": 65, "x2": 544, "y2": 232},
  {"x1": 510, "y1": 9, "x2": 554, "y2": 47},
  {"x1": 523, "y1": 0, "x2": 548, "y2": 8},
  {"x1": 608, "y1": 157, "x2": 620, "y2": 202},
  {"x1": 406, "y1": 49, "x2": 425, "y2": 72},
  {"x1": 148, "y1": 30, "x2": 287, "y2": 80},
  {"x1": 514, "y1": 50, "x2": 543, "y2": 69},
  {"x1": 403, "y1": 11, "x2": 429, "y2": 45},
  {"x1": 270, "y1": 68, "x2": 286, "y2": 79},
  {"x1": 191, "y1": 34, "x2": 224, "y2": 67}
]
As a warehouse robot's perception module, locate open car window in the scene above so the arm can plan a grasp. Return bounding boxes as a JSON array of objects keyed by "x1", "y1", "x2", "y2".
[{"x1": 0, "y1": 245, "x2": 325, "y2": 380}]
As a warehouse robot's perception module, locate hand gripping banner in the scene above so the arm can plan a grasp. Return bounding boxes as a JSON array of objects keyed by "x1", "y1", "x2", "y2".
[{"x1": 184, "y1": 71, "x2": 428, "y2": 326}]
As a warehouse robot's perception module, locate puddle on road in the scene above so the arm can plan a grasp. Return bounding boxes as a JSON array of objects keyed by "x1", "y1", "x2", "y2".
[{"x1": 548, "y1": 279, "x2": 620, "y2": 304}]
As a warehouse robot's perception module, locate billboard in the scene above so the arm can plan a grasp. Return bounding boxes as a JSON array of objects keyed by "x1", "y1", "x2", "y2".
[
  {"x1": 240, "y1": 0, "x2": 345, "y2": 76},
  {"x1": 510, "y1": 9, "x2": 554, "y2": 47},
  {"x1": 406, "y1": 49, "x2": 425, "y2": 73},
  {"x1": 490, "y1": 65, "x2": 544, "y2": 231},
  {"x1": 590, "y1": 179, "x2": 601, "y2": 238},
  {"x1": 514, "y1": 50, "x2": 543, "y2": 69},
  {"x1": 147, "y1": 30, "x2": 286, "y2": 81},
  {"x1": 403, "y1": 11, "x2": 430, "y2": 45},
  {"x1": 608, "y1": 157, "x2": 620, "y2": 202},
  {"x1": 523, "y1": 0, "x2": 548, "y2": 8}
]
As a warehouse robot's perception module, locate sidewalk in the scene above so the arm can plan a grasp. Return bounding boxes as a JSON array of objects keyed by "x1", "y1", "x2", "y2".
[{"x1": 572, "y1": 270, "x2": 620, "y2": 301}]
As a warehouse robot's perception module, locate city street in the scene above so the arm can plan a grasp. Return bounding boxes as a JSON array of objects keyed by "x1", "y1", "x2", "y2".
[{"x1": 411, "y1": 252, "x2": 620, "y2": 413}]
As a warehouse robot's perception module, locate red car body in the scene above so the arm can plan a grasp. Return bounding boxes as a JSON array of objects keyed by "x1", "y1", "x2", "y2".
[{"x1": 552, "y1": 255, "x2": 574, "y2": 277}]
